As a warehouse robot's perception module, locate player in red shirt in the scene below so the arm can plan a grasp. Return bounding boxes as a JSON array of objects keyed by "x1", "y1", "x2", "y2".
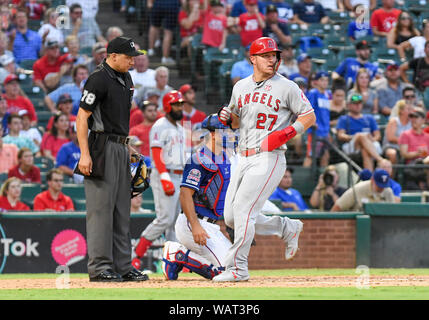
[
  {"x1": 33, "y1": 169, "x2": 74, "y2": 211},
  {"x1": 32, "y1": 40, "x2": 74, "y2": 93},
  {"x1": 370, "y1": 0, "x2": 401, "y2": 36},
  {"x1": 201, "y1": 0, "x2": 228, "y2": 50},
  {"x1": 8, "y1": 147, "x2": 41, "y2": 183},
  {"x1": 3, "y1": 74, "x2": 38, "y2": 126},
  {"x1": 129, "y1": 101, "x2": 159, "y2": 157},
  {"x1": 236, "y1": 0, "x2": 266, "y2": 47},
  {"x1": 0, "y1": 177, "x2": 30, "y2": 211}
]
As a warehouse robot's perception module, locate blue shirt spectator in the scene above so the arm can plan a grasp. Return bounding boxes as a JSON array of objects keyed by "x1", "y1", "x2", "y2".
[
  {"x1": 348, "y1": 21, "x2": 373, "y2": 40},
  {"x1": 336, "y1": 113, "x2": 379, "y2": 136},
  {"x1": 334, "y1": 58, "x2": 378, "y2": 88},
  {"x1": 13, "y1": 29, "x2": 42, "y2": 65},
  {"x1": 231, "y1": 59, "x2": 253, "y2": 85},
  {"x1": 307, "y1": 82, "x2": 331, "y2": 137},
  {"x1": 293, "y1": 0, "x2": 327, "y2": 24},
  {"x1": 269, "y1": 168, "x2": 309, "y2": 212},
  {"x1": 47, "y1": 83, "x2": 83, "y2": 115},
  {"x1": 230, "y1": 0, "x2": 266, "y2": 17},
  {"x1": 266, "y1": 0, "x2": 294, "y2": 22},
  {"x1": 56, "y1": 141, "x2": 80, "y2": 171}
]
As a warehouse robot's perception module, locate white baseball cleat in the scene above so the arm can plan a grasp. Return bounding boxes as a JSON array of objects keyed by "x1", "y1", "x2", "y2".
[
  {"x1": 285, "y1": 220, "x2": 303, "y2": 260},
  {"x1": 212, "y1": 270, "x2": 250, "y2": 282}
]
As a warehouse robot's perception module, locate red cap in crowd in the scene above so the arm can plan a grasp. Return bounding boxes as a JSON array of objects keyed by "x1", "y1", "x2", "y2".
[
  {"x1": 3, "y1": 73, "x2": 19, "y2": 85},
  {"x1": 179, "y1": 84, "x2": 193, "y2": 95}
]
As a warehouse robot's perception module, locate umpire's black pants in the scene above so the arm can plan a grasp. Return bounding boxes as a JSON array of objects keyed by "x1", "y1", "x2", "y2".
[{"x1": 84, "y1": 140, "x2": 132, "y2": 277}]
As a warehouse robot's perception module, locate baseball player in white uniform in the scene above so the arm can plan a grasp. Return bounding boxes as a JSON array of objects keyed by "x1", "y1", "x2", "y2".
[
  {"x1": 132, "y1": 90, "x2": 189, "y2": 270},
  {"x1": 212, "y1": 37, "x2": 316, "y2": 282}
]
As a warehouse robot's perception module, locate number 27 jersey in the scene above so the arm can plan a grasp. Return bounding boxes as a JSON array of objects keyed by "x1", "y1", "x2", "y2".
[{"x1": 228, "y1": 73, "x2": 314, "y2": 152}]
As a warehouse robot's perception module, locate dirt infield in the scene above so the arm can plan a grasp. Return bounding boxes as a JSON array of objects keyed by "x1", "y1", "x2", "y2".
[{"x1": 1, "y1": 275, "x2": 429, "y2": 289}]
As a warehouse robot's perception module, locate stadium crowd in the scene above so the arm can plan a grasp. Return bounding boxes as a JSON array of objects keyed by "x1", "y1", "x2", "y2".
[{"x1": 0, "y1": 0, "x2": 429, "y2": 215}]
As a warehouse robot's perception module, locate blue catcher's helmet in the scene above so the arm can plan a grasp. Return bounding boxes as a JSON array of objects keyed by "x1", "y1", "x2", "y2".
[
  {"x1": 201, "y1": 114, "x2": 229, "y2": 132},
  {"x1": 130, "y1": 154, "x2": 150, "y2": 198}
]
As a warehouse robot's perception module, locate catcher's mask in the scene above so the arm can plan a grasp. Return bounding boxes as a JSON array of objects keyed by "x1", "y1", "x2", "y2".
[{"x1": 130, "y1": 154, "x2": 150, "y2": 198}]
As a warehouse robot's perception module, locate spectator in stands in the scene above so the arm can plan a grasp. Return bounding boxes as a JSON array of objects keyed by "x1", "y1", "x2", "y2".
[
  {"x1": 382, "y1": 100, "x2": 412, "y2": 165},
  {"x1": 201, "y1": 0, "x2": 228, "y2": 52},
  {"x1": 348, "y1": 68, "x2": 378, "y2": 114},
  {"x1": 32, "y1": 40, "x2": 75, "y2": 93},
  {"x1": 0, "y1": 177, "x2": 30, "y2": 211},
  {"x1": 33, "y1": 168, "x2": 74, "y2": 211},
  {"x1": 329, "y1": 85, "x2": 347, "y2": 127},
  {"x1": 44, "y1": 64, "x2": 89, "y2": 115},
  {"x1": 370, "y1": 0, "x2": 401, "y2": 37},
  {"x1": 310, "y1": 165, "x2": 346, "y2": 211},
  {"x1": 230, "y1": 44, "x2": 252, "y2": 85},
  {"x1": 147, "y1": 0, "x2": 181, "y2": 66},
  {"x1": 46, "y1": 94, "x2": 76, "y2": 131},
  {"x1": 292, "y1": 0, "x2": 329, "y2": 26},
  {"x1": 0, "y1": 31, "x2": 13, "y2": 63},
  {"x1": 129, "y1": 52, "x2": 156, "y2": 98},
  {"x1": 389, "y1": 86, "x2": 424, "y2": 118},
  {"x1": 398, "y1": 19, "x2": 429, "y2": 61},
  {"x1": 289, "y1": 53, "x2": 312, "y2": 84},
  {"x1": 19, "y1": 110, "x2": 42, "y2": 147},
  {"x1": 3, "y1": 113, "x2": 39, "y2": 155},
  {"x1": 269, "y1": 168, "x2": 309, "y2": 212},
  {"x1": 277, "y1": 43, "x2": 298, "y2": 78},
  {"x1": 105, "y1": 26, "x2": 124, "y2": 42},
  {"x1": 179, "y1": 0, "x2": 204, "y2": 59},
  {"x1": 263, "y1": 4, "x2": 291, "y2": 48},
  {"x1": 26, "y1": 0, "x2": 47, "y2": 20},
  {"x1": 129, "y1": 95, "x2": 162, "y2": 129},
  {"x1": 9, "y1": 8, "x2": 42, "y2": 64},
  {"x1": 377, "y1": 62, "x2": 405, "y2": 117},
  {"x1": 62, "y1": 3, "x2": 106, "y2": 49},
  {"x1": 344, "y1": 0, "x2": 376, "y2": 12},
  {"x1": 3, "y1": 74, "x2": 37, "y2": 126},
  {"x1": 40, "y1": 112, "x2": 71, "y2": 162},
  {"x1": 129, "y1": 101, "x2": 159, "y2": 157},
  {"x1": 0, "y1": 132, "x2": 18, "y2": 174},
  {"x1": 229, "y1": 0, "x2": 265, "y2": 18},
  {"x1": 398, "y1": 107, "x2": 429, "y2": 190},
  {"x1": 331, "y1": 168, "x2": 395, "y2": 211},
  {"x1": 399, "y1": 40, "x2": 429, "y2": 109},
  {"x1": 85, "y1": 42, "x2": 107, "y2": 75},
  {"x1": 235, "y1": 0, "x2": 265, "y2": 47},
  {"x1": 179, "y1": 84, "x2": 206, "y2": 126},
  {"x1": 332, "y1": 40, "x2": 378, "y2": 89},
  {"x1": 319, "y1": 0, "x2": 344, "y2": 12},
  {"x1": 336, "y1": 94, "x2": 384, "y2": 171},
  {"x1": 386, "y1": 11, "x2": 419, "y2": 51},
  {"x1": 0, "y1": 54, "x2": 15, "y2": 84},
  {"x1": 131, "y1": 193, "x2": 152, "y2": 214},
  {"x1": 347, "y1": 4, "x2": 373, "y2": 41},
  {"x1": 135, "y1": 66, "x2": 173, "y2": 111},
  {"x1": 56, "y1": 123, "x2": 82, "y2": 184},
  {"x1": 265, "y1": 0, "x2": 294, "y2": 23},
  {"x1": 65, "y1": 0, "x2": 99, "y2": 19},
  {"x1": 0, "y1": 95, "x2": 9, "y2": 133},
  {"x1": 8, "y1": 147, "x2": 40, "y2": 183},
  {"x1": 38, "y1": 7, "x2": 65, "y2": 47},
  {"x1": 377, "y1": 158, "x2": 401, "y2": 202},
  {"x1": 304, "y1": 71, "x2": 331, "y2": 168},
  {"x1": 64, "y1": 35, "x2": 89, "y2": 66}
]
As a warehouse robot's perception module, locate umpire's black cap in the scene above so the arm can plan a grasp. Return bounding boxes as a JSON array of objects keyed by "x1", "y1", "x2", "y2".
[{"x1": 107, "y1": 36, "x2": 145, "y2": 56}]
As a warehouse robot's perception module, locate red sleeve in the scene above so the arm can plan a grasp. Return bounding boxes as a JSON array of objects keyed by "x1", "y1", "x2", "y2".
[
  {"x1": 370, "y1": 10, "x2": 379, "y2": 28},
  {"x1": 32, "y1": 194, "x2": 45, "y2": 211},
  {"x1": 151, "y1": 146, "x2": 167, "y2": 174},
  {"x1": 32, "y1": 166, "x2": 41, "y2": 183},
  {"x1": 32, "y1": 60, "x2": 44, "y2": 81},
  {"x1": 24, "y1": 98, "x2": 37, "y2": 122},
  {"x1": 18, "y1": 202, "x2": 30, "y2": 211},
  {"x1": 130, "y1": 109, "x2": 143, "y2": 129},
  {"x1": 398, "y1": 131, "x2": 408, "y2": 146},
  {"x1": 66, "y1": 196, "x2": 75, "y2": 211}
]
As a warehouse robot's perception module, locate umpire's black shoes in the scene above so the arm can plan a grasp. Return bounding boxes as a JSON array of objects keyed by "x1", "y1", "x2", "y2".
[
  {"x1": 122, "y1": 268, "x2": 149, "y2": 282},
  {"x1": 89, "y1": 269, "x2": 123, "y2": 282}
]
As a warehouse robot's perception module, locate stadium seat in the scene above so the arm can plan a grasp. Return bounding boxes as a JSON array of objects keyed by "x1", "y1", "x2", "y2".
[
  {"x1": 36, "y1": 111, "x2": 52, "y2": 129},
  {"x1": 62, "y1": 184, "x2": 86, "y2": 200},
  {"x1": 73, "y1": 199, "x2": 86, "y2": 211},
  {"x1": 226, "y1": 34, "x2": 243, "y2": 50},
  {"x1": 21, "y1": 183, "x2": 42, "y2": 208},
  {"x1": 19, "y1": 59, "x2": 37, "y2": 70},
  {"x1": 79, "y1": 46, "x2": 93, "y2": 56},
  {"x1": 190, "y1": 33, "x2": 204, "y2": 82},
  {"x1": 289, "y1": 166, "x2": 319, "y2": 199},
  {"x1": 27, "y1": 19, "x2": 42, "y2": 31},
  {"x1": 373, "y1": 47, "x2": 400, "y2": 62},
  {"x1": 405, "y1": 0, "x2": 429, "y2": 15},
  {"x1": 218, "y1": 60, "x2": 234, "y2": 104},
  {"x1": 0, "y1": 173, "x2": 7, "y2": 183},
  {"x1": 34, "y1": 156, "x2": 55, "y2": 172}
]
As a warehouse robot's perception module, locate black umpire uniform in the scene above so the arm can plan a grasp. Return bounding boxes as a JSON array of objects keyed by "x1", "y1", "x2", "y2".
[{"x1": 77, "y1": 36, "x2": 148, "y2": 282}]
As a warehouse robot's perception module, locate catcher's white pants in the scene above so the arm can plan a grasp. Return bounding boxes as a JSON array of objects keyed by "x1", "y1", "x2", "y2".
[
  {"x1": 141, "y1": 170, "x2": 182, "y2": 242},
  {"x1": 174, "y1": 213, "x2": 232, "y2": 268}
]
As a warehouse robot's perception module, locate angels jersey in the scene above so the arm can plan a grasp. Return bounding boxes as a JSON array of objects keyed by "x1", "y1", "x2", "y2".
[
  {"x1": 228, "y1": 73, "x2": 314, "y2": 152},
  {"x1": 149, "y1": 117, "x2": 188, "y2": 170}
]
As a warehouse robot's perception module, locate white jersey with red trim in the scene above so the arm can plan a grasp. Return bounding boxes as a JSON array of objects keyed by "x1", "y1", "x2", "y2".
[
  {"x1": 149, "y1": 117, "x2": 188, "y2": 171},
  {"x1": 228, "y1": 73, "x2": 313, "y2": 152}
]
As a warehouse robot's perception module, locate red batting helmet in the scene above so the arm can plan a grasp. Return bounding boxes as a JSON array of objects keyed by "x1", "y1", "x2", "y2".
[
  {"x1": 162, "y1": 90, "x2": 184, "y2": 113},
  {"x1": 249, "y1": 37, "x2": 282, "y2": 72},
  {"x1": 249, "y1": 37, "x2": 281, "y2": 56}
]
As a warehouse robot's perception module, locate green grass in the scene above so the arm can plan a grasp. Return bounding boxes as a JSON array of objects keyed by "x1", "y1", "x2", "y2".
[{"x1": 1, "y1": 269, "x2": 429, "y2": 300}]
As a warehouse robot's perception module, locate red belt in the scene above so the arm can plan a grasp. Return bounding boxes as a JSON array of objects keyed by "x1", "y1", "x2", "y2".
[
  {"x1": 240, "y1": 148, "x2": 261, "y2": 157},
  {"x1": 167, "y1": 169, "x2": 184, "y2": 175}
]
